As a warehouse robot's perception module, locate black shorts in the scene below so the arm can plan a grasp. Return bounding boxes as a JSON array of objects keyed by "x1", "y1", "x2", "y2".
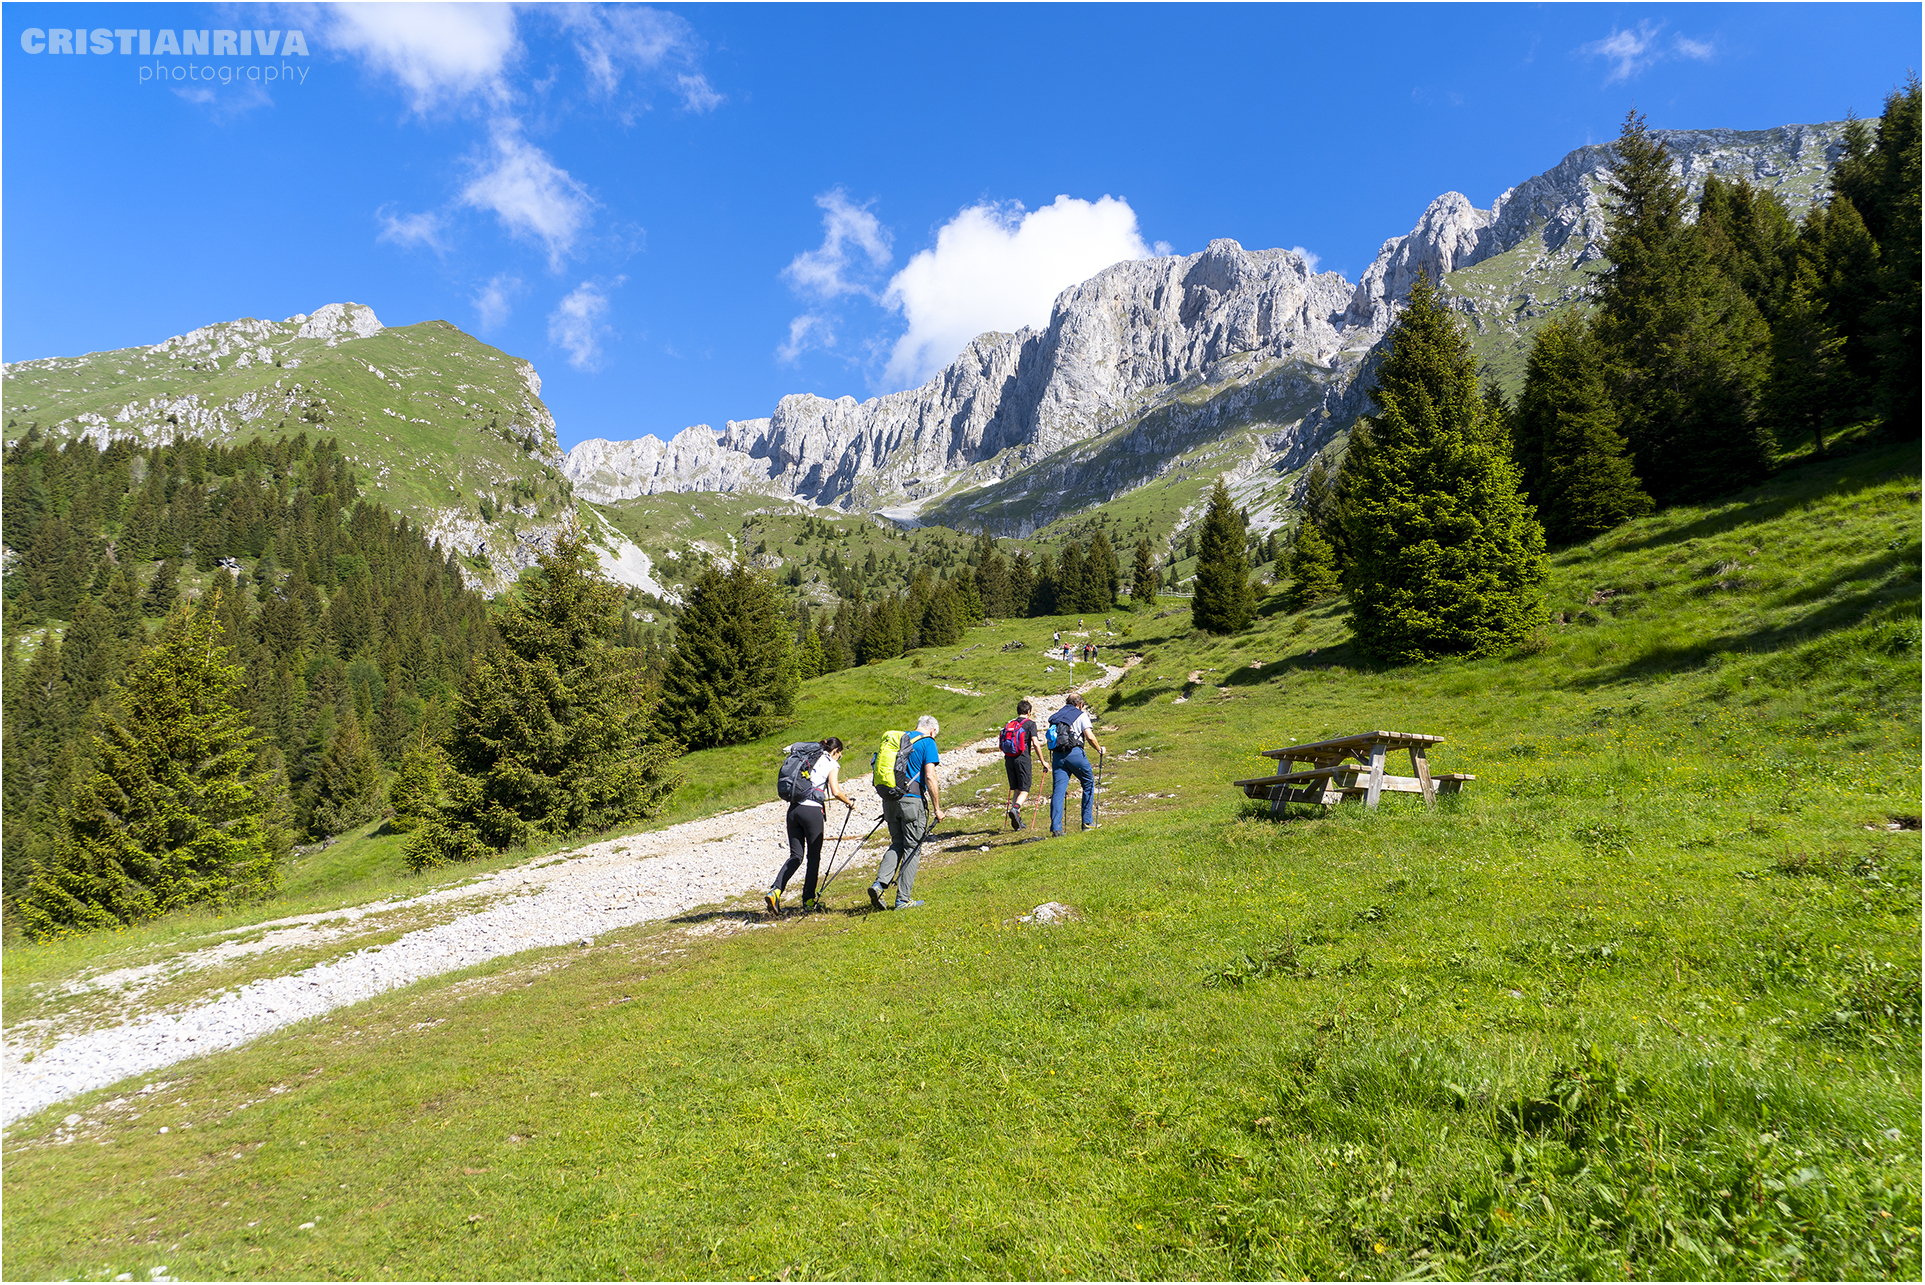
[{"x1": 1004, "y1": 755, "x2": 1033, "y2": 791}]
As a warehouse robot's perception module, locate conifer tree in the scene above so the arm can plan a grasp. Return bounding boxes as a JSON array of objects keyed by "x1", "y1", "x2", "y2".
[
  {"x1": 143, "y1": 559, "x2": 180, "y2": 617},
  {"x1": 1190, "y1": 479, "x2": 1255, "y2": 635},
  {"x1": 1515, "y1": 314, "x2": 1653, "y2": 545},
  {"x1": 857, "y1": 596, "x2": 900, "y2": 664},
  {"x1": 407, "y1": 534, "x2": 681, "y2": 868},
  {"x1": 659, "y1": 560, "x2": 797, "y2": 748},
  {"x1": 1286, "y1": 521, "x2": 1342, "y2": 611},
  {"x1": 1766, "y1": 257, "x2": 1853, "y2": 455},
  {"x1": 1130, "y1": 538, "x2": 1158, "y2": 604},
  {"x1": 955, "y1": 572, "x2": 984, "y2": 626},
  {"x1": 22, "y1": 596, "x2": 287, "y2": 936},
  {"x1": 920, "y1": 583, "x2": 962, "y2": 647},
  {"x1": 1592, "y1": 111, "x2": 1772, "y2": 504},
  {"x1": 386, "y1": 742, "x2": 443, "y2": 834},
  {"x1": 1008, "y1": 551, "x2": 1036, "y2": 617},
  {"x1": 1864, "y1": 77, "x2": 1921, "y2": 434},
  {"x1": 308, "y1": 708, "x2": 381, "y2": 838},
  {"x1": 1341, "y1": 276, "x2": 1548, "y2": 662},
  {"x1": 796, "y1": 627, "x2": 826, "y2": 681},
  {"x1": 1086, "y1": 529, "x2": 1120, "y2": 609},
  {"x1": 1030, "y1": 552, "x2": 1057, "y2": 616},
  {"x1": 1057, "y1": 543, "x2": 1088, "y2": 612}
]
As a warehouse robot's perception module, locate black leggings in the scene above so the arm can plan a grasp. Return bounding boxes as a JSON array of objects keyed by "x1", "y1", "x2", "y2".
[{"x1": 776, "y1": 805, "x2": 826, "y2": 902}]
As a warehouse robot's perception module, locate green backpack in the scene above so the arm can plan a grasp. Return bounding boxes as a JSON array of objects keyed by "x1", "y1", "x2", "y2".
[{"x1": 871, "y1": 730, "x2": 925, "y2": 799}]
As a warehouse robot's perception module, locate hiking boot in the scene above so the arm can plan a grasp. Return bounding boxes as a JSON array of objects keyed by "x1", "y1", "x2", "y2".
[
  {"x1": 894, "y1": 899, "x2": 926, "y2": 911},
  {"x1": 764, "y1": 889, "x2": 782, "y2": 916},
  {"x1": 867, "y1": 883, "x2": 886, "y2": 911},
  {"x1": 801, "y1": 897, "x2": 828, "y2": 914},
  {"x1": 1007, "y1": 806, "x2": 1020, "y2": 830}
]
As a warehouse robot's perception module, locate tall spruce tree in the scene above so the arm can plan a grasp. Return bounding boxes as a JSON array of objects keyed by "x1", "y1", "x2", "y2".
[
  {"x1": 1086, "y1": 529, "x2": 1120, "y2": 609},
  {"x1": 660, "y1": 560, "x2": 798, "y2": 746},
  {"x1": 1285, "y1": 521, "x2": 1342, "y2": 611},
  {"x1": 1515, "y1": 314, "x2": 1653, "y2": 545},
  {"x1": 1190, "y1": 479, "x2": 1255, "y2": 635},
  {"x1": 407, "y1": 533, "x2": 682, "y2": 868},
  {"x1": 1341, "y1": 276, "x2": 1548, "y2": 662},
  {"x1": 308, "y1": 708, "x2": 381, "y2": 838},
  {"x1": 1592, "y1": 111, "x2": 1772, "y2": 504},
  {"x1": 1766, "y1": 255, "x2": 1854, "y2": 455},
  {"x1": 1057, "y1": 543, "x2": 1089, "y2": 612},
  {"x1": 1864, "y1": 77, "x2": 1921, "y2": 434},
  {"x1": 1008, "y1": 551, "x2": 1036, "y2": 618},
  {"x1": 1130, "y1": 538, "x2": 1159, "y2": 604},
  {"x1": 22, "y1": 596, "x2": 288, "y2": 937}
]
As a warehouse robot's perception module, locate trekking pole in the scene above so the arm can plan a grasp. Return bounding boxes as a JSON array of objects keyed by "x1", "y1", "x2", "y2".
[
  {"x1": 820, "y1": 813, "x2": 886, "y2": 892},
  {"x1": 1096, "y1": 751, "x2": 1105, "y2": 825},
  {"x1": 821, "y1": 801, "x2": 855, "y2": 876}
]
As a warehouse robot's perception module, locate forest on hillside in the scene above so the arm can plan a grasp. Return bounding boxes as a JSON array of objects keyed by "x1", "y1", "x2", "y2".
[{"x1": 0, "y1": 433, "x2": 503, "y2": 925}]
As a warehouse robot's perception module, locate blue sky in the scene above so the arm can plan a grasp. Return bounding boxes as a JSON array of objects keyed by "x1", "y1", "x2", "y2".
[{"x1": 3, "y1": 3, "x2": 1918, "y2": 450}]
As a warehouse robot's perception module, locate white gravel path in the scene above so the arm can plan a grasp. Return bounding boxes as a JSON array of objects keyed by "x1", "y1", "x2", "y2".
[{"x1": 3, "y1": 662, "x2": 1126, "y2": 1126}]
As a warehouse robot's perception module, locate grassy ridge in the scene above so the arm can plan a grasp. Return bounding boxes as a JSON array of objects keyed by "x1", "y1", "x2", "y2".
[{"x1": 2, "y1": 445, "x2": 1916, "y2": 1280}]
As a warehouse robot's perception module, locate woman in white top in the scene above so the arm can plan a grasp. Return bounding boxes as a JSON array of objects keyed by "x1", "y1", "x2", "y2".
[{"x1": 767, "y1": 738, "x2": 854, "y2": 914}]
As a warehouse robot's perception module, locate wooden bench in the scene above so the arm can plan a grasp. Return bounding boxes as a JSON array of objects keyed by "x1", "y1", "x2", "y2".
[{"x1": 1233, "y1": 730, "x2": 1474, "y2": 814}]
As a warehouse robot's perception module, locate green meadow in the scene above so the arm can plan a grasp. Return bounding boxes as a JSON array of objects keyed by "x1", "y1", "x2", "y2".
[{"x1": 2, "y1": 443, "x2": 1917, "y2": 1280}]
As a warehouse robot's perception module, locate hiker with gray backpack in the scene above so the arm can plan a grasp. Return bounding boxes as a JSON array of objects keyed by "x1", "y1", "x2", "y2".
[
  {"x1": 866, "y1": 715, "x2": 943, "y2": 911},
  {"x1": 766, "y1": 737, "x2": 854, "y2": 915},
  {"x1": 1046, "y1": 693, "x2": 1104, "y2": 836}
]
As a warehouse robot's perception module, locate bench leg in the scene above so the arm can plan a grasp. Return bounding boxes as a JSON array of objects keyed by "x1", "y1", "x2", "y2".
[
  {"x1": 1411, "y1": 746, "x2": 1436, "y2": 809},
  {"x1": 1364, "y1": 741, "x2": 1387, "y2": 810}
]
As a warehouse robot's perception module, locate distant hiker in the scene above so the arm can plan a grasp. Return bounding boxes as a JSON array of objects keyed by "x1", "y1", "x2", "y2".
[
  {"x1": 1052, "y1": 630, "x2": 1061, "y2": 648},
  {"x1": 767, "y1": 738, "x2": 852, "y2": 914},
  {"x1": 1000, "y1": 699, "x2": 1043, "y2": 830},
  {"x1": 867, "y1": 715, "x2": 943, "y2": 911},
  {"x1": 1046, "y1": 694, "x2": 1104, "y2": 836}
]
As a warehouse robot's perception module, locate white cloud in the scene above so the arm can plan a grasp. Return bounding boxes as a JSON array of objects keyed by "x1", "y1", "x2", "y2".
[
  {"x1": 461, "y1": 124, "x2": 595, "y2": 269},
  {"x1": 1289, "y1": 245, "x2": 1323, "y2": 273},
  {"x1": 777, "y1": 314, "x2": 835, "y2": 364},
  {"x1": 377, "y1": 206, "x2": 447, "y2": 252},
  {"x1": 1581, "y1": 22, "x2": 1662, "y2": 82},
  {"x1": 783, "y1": 190, "x2": 893, "y2": 300},
  {"x1": 1578, "y1": 21, "x2": 1715, "y2": 83},
  {"x1": 548, "y1": 279, "x2": 621, "y2": 370},
  {"x1": 473, "y1": 273, "x2": 523, "y2": 330},
  {"x1": 325, "y1": 2, "x2": 520, "y2": 111},
  {"x1": 880, "y1": 194, "x2": 1153, "y2": 389},
  {"x1": 556, "y1": 5, "x2": 723, "y2": 114},
  {"x1": 676, "y1": 73, "x2": 724, "y2": 113}
]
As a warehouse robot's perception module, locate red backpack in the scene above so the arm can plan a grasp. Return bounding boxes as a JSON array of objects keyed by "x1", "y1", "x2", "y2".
[{"x1": 999, "y1": 718, "x2": 1029, "y2": 757}]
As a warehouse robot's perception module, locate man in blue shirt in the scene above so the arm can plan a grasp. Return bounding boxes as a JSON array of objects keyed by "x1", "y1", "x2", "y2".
[{"x1": 869, "y1": 715, "x2": 943, "y2": 911}]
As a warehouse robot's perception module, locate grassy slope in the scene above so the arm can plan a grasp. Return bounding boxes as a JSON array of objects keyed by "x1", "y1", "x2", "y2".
[
  {"x1": 1, "y1": 317, "x2": 571, "y2": 587},
  {"x1": 2, "y1": 445, "x2": 1917, "y2": 1281}
]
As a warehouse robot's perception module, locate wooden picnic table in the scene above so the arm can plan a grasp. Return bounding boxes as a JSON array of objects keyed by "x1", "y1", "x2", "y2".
[{"x1": 1230, "y1": 730, "x2": 1474, "y2": 814}]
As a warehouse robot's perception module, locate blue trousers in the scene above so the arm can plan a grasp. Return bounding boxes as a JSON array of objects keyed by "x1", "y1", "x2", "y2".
[{"x1": 1050, "y1": 748, "x2": 1095, "y2": 833}]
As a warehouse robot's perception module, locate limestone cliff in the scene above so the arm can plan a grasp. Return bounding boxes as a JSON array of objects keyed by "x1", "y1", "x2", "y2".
[{"x1": 571, "y1": 122, "x2": 1849, "y2": 527}]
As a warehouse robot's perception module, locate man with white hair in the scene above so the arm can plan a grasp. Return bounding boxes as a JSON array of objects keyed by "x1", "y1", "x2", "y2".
[{"x1": 868, "y1": 714, "x2": 943, "y2": 911}]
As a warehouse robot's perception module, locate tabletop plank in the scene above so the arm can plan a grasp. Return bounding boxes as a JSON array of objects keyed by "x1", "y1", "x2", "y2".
[{"x1": 1261, "y1": 730, "x2": 1447, "y2": 759}]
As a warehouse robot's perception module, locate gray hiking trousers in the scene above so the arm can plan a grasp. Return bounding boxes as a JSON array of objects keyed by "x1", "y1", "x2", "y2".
[{"x1": 873, "y1": 792, "x2": 928, "y2": 901}]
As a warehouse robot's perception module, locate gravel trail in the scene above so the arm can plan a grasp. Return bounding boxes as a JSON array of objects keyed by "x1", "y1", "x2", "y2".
[{"x1": 3, "y1": 662, "x2": 1127, "y2": 1126}]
